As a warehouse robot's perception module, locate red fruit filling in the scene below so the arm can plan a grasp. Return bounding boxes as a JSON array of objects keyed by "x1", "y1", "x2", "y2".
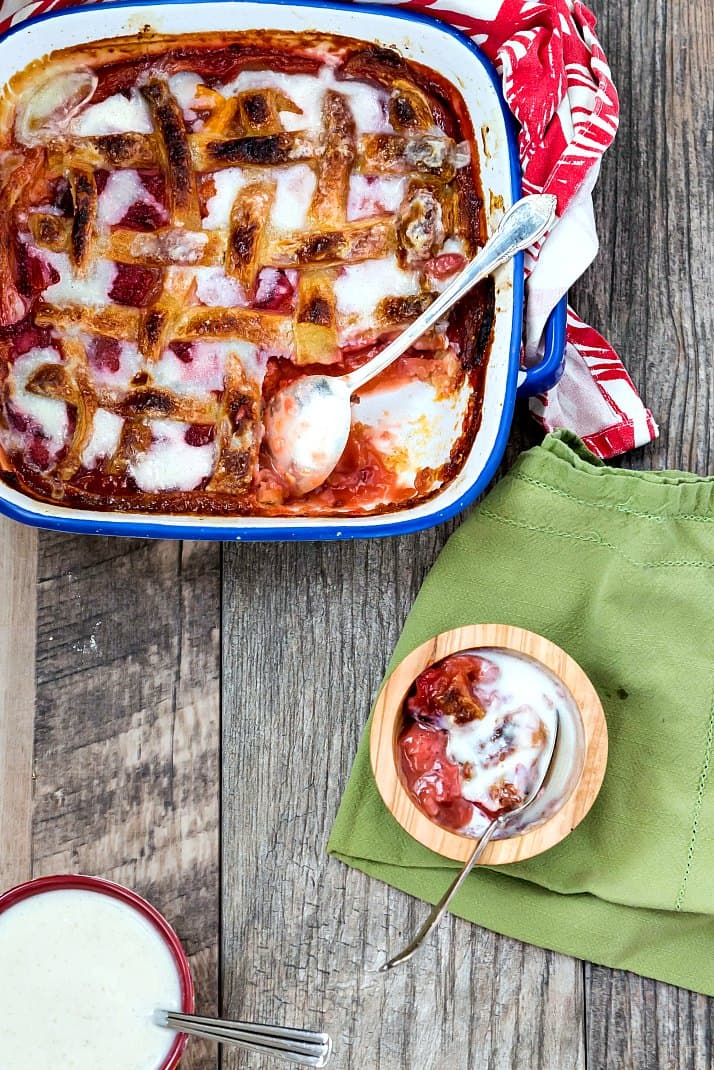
[
  {"x1": 88, "y1": 336, "x2": 122, "y2": 374},
  {"x1": 94, "y1": 170, "x2": 110, "y2": 196},
  {"x1": 6, "y1": 402, "x2": 28, "y2": 432},
  {"x1": 407, "y1": 653, "x2": 499, "y2": 725},
  {"x1": 28, "y1": 436, "x2": 50, "y2": 470},
  {"x1": 5, "y1": 317, "x2": 54, "y2": 358},
  {"x1": 425, "y1": 252, "x2": 467, "y2": 279},
  {"x1": 170, "y1": 341, "x2": 194, "y2": 364},
  {"x1": 399, "y1": 723, "x2": 473, "y2": 831},
  {"x1": 109, "y1": 264, "x2": 163, "y2": 307},
  {"x1": 119, "y1": 201, "x2": 167, "y2": 231},
  {"x1": 137, "y1": 171, "x2": 166, "y2": 202},
  {"x1": 185, "y1": 423, "x2": 216, "y2": 447},
  {"x1": 254, "y1": 269, "x2": 295, "y2": 313},
  {"x1": 14, "y1": 239, "x2": 60, "y2": 298}
]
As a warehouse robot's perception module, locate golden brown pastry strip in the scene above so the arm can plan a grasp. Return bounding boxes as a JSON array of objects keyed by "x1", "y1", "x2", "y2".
[
  {"x1": 110, "y1": 227, "x2": 221, "y2": 267},
  {"x1": 34, "y1": 298, "x2": 294, "y2": 355},
  {"x1": 294, "y1": 269, "x2": 339, "y2": 365},
  {"x1": 35, "y1": 302, "x2": 141, "y2": 339},
  {"x1": 190, "y1": 130, "x2": 314, "y2": 171},
  {"x1": 141, "y1": 79, "x2": 200, "y2": 229},
  {"x1": 397, "y1": 187, "x2": 445, "y2": 265},
  {"x1": 0, "y1": 150, "x2": 42, "y2": 327},
  {"x1": 26, "y1": 358, "x2": 219, "y2": 426},
  {"x1": 203, "y1": 88, "x2": 302, "y2": 137},
  {"x1": 112, "y1": 386, "x2": 218, "y2": 424},
  {"x1": 69, "y1": 167, "x2": 98, "y2": 271},
  {"x1": 57, "y1": 337, "x2": 97, "y2": 479},
  {"x1": 226, "y1": 180, "x2": 275, "y2": 292},
  {"x1": 30, "y1": 218, "x2": 222, "y2": 268},
  {"x1": 175, "y1": 306, "x2": 293, "y2": 352},
  {"x1": 268, "y1": 217, "x2": 395, "y2": 268},
  {"x1": 208, "y1": 355, "x2": 260, "y2": 494},
  {"x1": 47, "y1": 134, "x2": 158, "y2": 170},
  {"x1": 387, "y1": 81, "x2": 435, "y2": 132},
  {"x1": 106, "y1": 419, "x2": 152, "y2": 478},
  {"x1": 357, "y1": 134, "x2": 456, "y2": 179},
  {"x1": 138, "y1": 267, "x2": 196, "y2": 361},
  {"x1": 24, "y1": 338, "x2": 97, "y2": 480},
  {"x1": 377, "y1": 292, "x2": 436, "y2": 326},
  {"x1": 310, "y1": 91, "x2": 355, "y2": 224}
]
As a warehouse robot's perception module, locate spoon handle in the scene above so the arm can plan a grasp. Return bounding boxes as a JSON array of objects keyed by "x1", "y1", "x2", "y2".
[
  {"x1": 380, "y1": 817, "x2": 501, "y2": 971},
  {"x1": 158, "y1": 1010, "x2": 332, "y2": 1067},
  {"x1": 344, "y1": 194, "x2": 557, "y2": 394}
]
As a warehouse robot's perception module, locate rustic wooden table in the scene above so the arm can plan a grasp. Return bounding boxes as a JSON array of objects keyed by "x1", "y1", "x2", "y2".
[{"x1": 1, "y1": 4, "x2": 712, "y2": 1068}]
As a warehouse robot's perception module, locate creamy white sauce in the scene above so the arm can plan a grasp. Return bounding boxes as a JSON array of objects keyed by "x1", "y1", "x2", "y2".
[
  {"x1": 355, "y1": 373, "x2": 469, "y2": 489},
  {"x1": 5, "y1": 347, "x2": 68, "y2": 456},
  {"x1": 0, "y1": 888, "x2": 182, "y2": 1070},
  {"x1": 220, "y1": 65, "x2": 392, "y2": 137},
  {"x1": 97, "y1": 170, "x2": 165, "y2": 228},
  {"x1": 41, "y1": 253, "x2": 117, "y2": 307},
  {"x1": 334, "y1": 255, "x2": 421, "y2": 341},
  {"x1": 71, "y1": 89, "x2": 153, "y2": 136},
  {"x1": 272, "y1": 164, "x2": 316, "y2": 232},
  {"x1": 194, "y1": 266, "x2": 248, "y2": 308},
  {"x1": 347, "y1": 175, "x2": 407, "y2": 221},
  {"x1": 441, "y1": 650, "x2": 560, "y2": 836},
  {"x1": 202, "y1": 168, "x2": 247, "y2": 230},
  {"x1": 130, "y1": 419, "x2": 216, "y2": 492},
  {"x1": 82, "y1": 408, "x2": 124, "y2": 468}
]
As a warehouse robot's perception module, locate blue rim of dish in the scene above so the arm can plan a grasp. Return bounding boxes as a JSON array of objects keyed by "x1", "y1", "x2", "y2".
[{"x1": 0, "y1": 0, "x2": 568, "y2": 541}]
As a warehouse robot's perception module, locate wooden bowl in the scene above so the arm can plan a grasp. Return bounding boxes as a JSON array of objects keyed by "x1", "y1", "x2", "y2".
[{"x1": 370, "y1": 624, "x2": 608, "y2": 864}]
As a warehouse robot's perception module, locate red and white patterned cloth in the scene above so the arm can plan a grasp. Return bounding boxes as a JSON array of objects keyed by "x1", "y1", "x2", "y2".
[{"x1": 0, "y1": 0, "x2": 658, "y2": 457}]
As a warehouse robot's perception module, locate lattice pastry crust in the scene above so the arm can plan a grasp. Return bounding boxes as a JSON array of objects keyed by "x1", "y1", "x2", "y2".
[{"x1": 0, "y1": 30, "x2": 495, "y2": 516}]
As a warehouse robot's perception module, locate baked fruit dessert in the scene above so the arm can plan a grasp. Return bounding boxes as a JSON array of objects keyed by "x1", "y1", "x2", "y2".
[
  {"x1": 399, "y1": 651, "x2": 557, "y2": 837},
  {"x1": 0, "y1": 30, "x2": 494, "y2": 515}
]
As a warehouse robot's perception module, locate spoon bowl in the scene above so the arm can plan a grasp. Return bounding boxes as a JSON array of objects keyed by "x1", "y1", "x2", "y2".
[{"x1": 264, "y1": 376, "x2": 352, "y2": 496}]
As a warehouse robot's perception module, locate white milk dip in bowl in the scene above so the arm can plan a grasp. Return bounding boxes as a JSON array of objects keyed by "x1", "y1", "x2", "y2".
[{"x1": 0, "y1": 874, "x2": 194, "y2": 1070}]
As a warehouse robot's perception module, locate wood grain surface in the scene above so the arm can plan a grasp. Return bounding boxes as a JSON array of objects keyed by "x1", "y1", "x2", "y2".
[
  {"x1": 571, "y1": 1, "x2": 714, "y2": 1066},
  {"x1": 0, "y1": 519, "x2": 36, "y2": 890},
  {"x1": 0, "y1": 0, "x2": 710, "y2": 1067},
  {"x1": 31, "y1": 535, "x2": 222, "y2": 1070}
]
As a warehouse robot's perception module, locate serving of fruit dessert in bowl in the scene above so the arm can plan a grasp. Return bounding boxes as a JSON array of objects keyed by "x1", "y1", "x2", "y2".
[{"x1": 370, "y1": 624, "x2": 608, "y2": 866}]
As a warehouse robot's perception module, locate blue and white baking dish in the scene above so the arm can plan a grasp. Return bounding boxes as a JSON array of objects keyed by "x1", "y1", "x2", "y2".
[{"x1": 0, "y1": 0, "x2": 566, "y2": 541}]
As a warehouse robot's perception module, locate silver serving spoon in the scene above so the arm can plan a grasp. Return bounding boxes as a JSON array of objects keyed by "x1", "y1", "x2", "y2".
[
  {"x1": 380, "y1": 708, "x2": 560, "y2": 971},
  {"x1": 156, "y1": 1009, "x2": 332, "y2": 1067},
  {"x1": 264, "y1": 194, "x2": 557, "y2": 496}
]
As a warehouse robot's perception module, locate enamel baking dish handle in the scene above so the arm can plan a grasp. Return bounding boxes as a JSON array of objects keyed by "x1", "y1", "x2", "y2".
[{"x1": 516, "y1": 295, "x2": 568, "y2": 398}]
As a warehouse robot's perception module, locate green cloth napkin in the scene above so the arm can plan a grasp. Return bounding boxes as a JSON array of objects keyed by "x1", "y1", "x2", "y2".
[{"x1": 328, "y1": 430, "x2": 714, "y2": 994}]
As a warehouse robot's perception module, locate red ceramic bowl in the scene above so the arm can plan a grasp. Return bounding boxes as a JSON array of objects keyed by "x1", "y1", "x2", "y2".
[{"x1": 0, "y1": 873, "x2": 195, "y2": 1070}]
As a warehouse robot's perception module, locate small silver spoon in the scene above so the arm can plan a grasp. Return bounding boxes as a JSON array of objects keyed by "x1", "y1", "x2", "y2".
[
  {"x1": 156, "y1": 1009, "x2": 332, "y2": 1067},
  {"x1": 380, "y1": 708, "x2": 560, "y2": 971},
  {"x1": 264, "y1": 194, "x2": 557, "y2": 496}
]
